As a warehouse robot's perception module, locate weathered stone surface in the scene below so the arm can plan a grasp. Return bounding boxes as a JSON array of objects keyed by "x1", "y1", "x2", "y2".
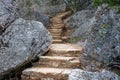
[
  {"x1": 33, "y1": 12, "x2": 50, "y2": 27},
  {"x1": 22, "y1": 67, "x2": 71, "y2": 80},
  {"x1": 68, "y1": 4, "x2": 120, "y2": 64},
  {"x1": 33, "y1": 56, "x2": 80, "y2": 68},
  {"x1": 47, "y1": 44, "x2": 83, "y2": 57},
  {"x1": 64, "y1": 10, "x2": 95, "y2": 29},
  {"x1": 17, "y1": 0, "x2": 66, "y2": 27},
  {"x1": 69, "y1": 69, "x2": 120, "y2": 80},
  {"x1": 64, "y1": 0, "x2": 92, "y2": 12},
  {"x1": 0, "y1": 18, "x2": 52, "y2": 76},
  {"x1": 85, "y1": 4, "x2": 120, "y2": 64},
  {"x1": 0, "y1": 0, "x2": 17, "y2": 28},
  {"x1": 35, "y1": 3, "x2": 66, "y2": 16}
]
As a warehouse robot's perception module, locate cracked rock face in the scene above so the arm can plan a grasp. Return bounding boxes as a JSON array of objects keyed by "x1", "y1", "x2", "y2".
[
  {"x1": 0, "y1": 18, "x2": 52, "y2": 76},
  {"x1": 85, "y1": 4, "x2": 120, "y2": 64},
  {"x1": 67, "y1": 4, "x2": 120, "y2": 64},
  {"x1": 69, "y1": 69, "x2": 120, "y2": 80}
]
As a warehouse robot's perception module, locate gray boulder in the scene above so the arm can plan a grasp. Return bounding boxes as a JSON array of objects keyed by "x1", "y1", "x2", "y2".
[
  {"x1": 0, "y1": 0, "x2": 17, "y2": 28},
  {"x1": 64, "y1": 10, "x2": 95, "y2": 41},
  {"x1": 85, "y1": 4, "x2": 120, "y2": 64},
  {"x1": 33, "y1": 12, "x2": 50, "y2": 27},
  {"x1": 69, "y1": 69, "x2": 120, "y2": 80},
  {"x1": 68, "y1": 4, "x2": 120, "y2": 64},
  {"x1": 64, "y1": 10, "x2": 95, "y2": 29},
  {"x1": 17, "y1": 0, "x2": 66, "y2": 27},
  {"x1": 34, "y1": 0, "x2": 66, "y2": 16},
  {"x1": 0, "y1": 18, "x2": 52, "y2": 77}
]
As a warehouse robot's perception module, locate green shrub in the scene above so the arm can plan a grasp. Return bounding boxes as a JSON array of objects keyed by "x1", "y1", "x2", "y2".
[{"x1": 93, "y1": 0, "x2": 120, "y2": 6}]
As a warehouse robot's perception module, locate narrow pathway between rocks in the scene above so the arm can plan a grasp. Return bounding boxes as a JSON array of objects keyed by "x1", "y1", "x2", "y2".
[{"x1": 21, "y1": 11, "x2": 83, "y2": 80}]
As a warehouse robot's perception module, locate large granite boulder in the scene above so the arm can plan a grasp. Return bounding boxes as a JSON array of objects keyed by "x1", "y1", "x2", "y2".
[
  {"x1": 64, "y1": 10, "x2": 95, "y2": 43},
  {"x1": 67, "y1": 4, "x2": 120, "y2": 64},
  {"x1": 85, "y1": 4, "x2": 120, "y2": 64},
  {"x1": 0, "y1": 18, "x2": 52, "y2": 78},
  {"x1": 69, "y1": 69, "x2": 120, "y2": 80}
]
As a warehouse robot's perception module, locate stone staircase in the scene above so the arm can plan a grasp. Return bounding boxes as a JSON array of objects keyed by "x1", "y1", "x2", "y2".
[
  {"x1": 21, "y1": 11, "x2": 83, "y2": 80},
  {"x1": 48, "y1": 11, "x2": 71, "y2": 43}
]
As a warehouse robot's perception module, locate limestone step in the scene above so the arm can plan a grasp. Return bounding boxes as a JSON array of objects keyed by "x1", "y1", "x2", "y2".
[
  {"x1": 47, "y1": 44, "x2": 83, "y2": 57},
  {"x1": 52, "y1": 36, "x2": 61, "y2": 39},
  {"x1": 48, "y1": 29, "x2": 62, "y2": 32},
  {"x1": 33, "y1": 56, "x2": 80, "y2": 68},
  {"x1": 55, "y1": 11, "x2": 71, "y2": 18},
  {"x1": 52, "y1": 24, "x2": 64, "y2": 28},
  {"x1": 50, "y1": 32, "x2": 61, "y2": 36},
  {"x1": 52, "y1": 39, "x2": 62, "y2": 43},
  {"x1": 22, "y1": 67, "x2": 72, "y2": 80},
  {"x1": 48, "y1": 24, "x2": 63, "y2": 29},
  {"x1": 51, "y1": 18, "x2": 63, "y2": 24},
  {"x1": 61, "y1": 36, "x2": 70, "y2": 42},
  {"x1": 61, "y1": 36, "x2": 70, "y2": 40},
  {"x1": 50, "y1": 11, "x2": 71, "y2": 28},
  {"x1": 48, "y1": 29, "x2": 62, "y2": 33}
]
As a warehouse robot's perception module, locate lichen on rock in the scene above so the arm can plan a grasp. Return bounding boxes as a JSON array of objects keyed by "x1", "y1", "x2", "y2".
[
  {"x1": 85, "y1": 4, "x2": 120, "y2": 64},
  {"x1": 67, "y1": 4, "x2": 120, "y2": 64}
]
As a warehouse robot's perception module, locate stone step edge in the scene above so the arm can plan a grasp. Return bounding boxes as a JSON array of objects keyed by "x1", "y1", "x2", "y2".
[
  {"x1": 39, "y1": 56, "x2": 80, "y2": 62},
  {"x1": 52, "y1": 40, "x2": 62, "y2": 42},
  {"x1": 52, "y1": 36, "x2": 61, "y2": 38},
  {"x1": 50, "y1": 46, "x2": 83, "y2": 52},
  {"x1": 48, "y1": 28, "x2": 62, "y2": 31},
  {"x1": 22, "y1": 67, "x2": 72, "y2": 75}
]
